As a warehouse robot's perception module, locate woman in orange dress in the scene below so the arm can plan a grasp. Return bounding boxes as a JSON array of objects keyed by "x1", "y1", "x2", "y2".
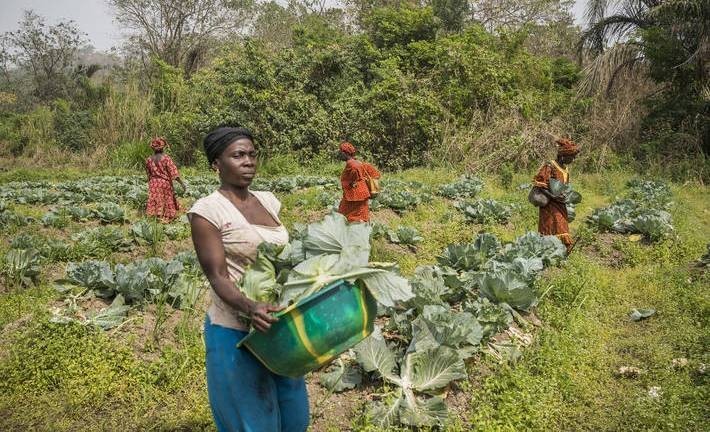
[
  {"x1": 532, "y1": 138, "x2": 580, "y2": 252},
  {"x1": 337, "y1": 141, "x2": 381, "y2": 222},
  {"x1": 145, "y1": 137, "x2": 187, "y2": 222}
]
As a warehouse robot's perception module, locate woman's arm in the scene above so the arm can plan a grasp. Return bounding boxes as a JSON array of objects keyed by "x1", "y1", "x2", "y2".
[
  {"x1": 190, "y1": 214, "x2": 281, "y2": 332},
  {"x1": 164, "y1": 156, "x2": 187, "y2": 192},
  {"x1": 175, "y1": 176, "x2": 187, "y2": 191}
]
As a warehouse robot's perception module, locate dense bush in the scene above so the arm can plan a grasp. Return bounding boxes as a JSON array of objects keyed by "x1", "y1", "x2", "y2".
[
  {"x1": 1, "y1": 6, "x2": 583, "y2": 170},
  {"x1": 153, "y1": 12, "x2": 581, "y2": 169}
]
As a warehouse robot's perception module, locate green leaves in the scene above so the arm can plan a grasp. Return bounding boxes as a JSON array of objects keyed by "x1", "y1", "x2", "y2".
[
  {"x1": 405, "y1": 346, "x2": 467, "y2": 392},
  {"x1": 131, "y1": 219, "x2": 166, "y2": 245},
  {"x1": 499, "y1": 232, "x2": 566, "y2": 267},
  {"x1": 354, "y1": 327, "x2": 467, "y2": 427},
  {"x1": 319, "y1": 359, "x2": 362, "y2": 392},
  {"x1": 386, "y1": 226, "x2": 423, "y2": 247},
  {"x1": 92, "y1": 203, "x2": 126, "y2": 224},
  {"x1": 411, "y1": 305, "x2": 483, "y2": 358},
  {"x1": 473, "y1": 268, "x2": 538, "y2": 312},
  {"x1": 371, "y1": 190, "x2": 422, "y2": 213},
  {"x1": 62, "y1": 260, "x2": 115, "y2": 298},
  {"x1": 437, "y1": 232, "x2": 501, "y2": 272},
  {"x1": 238, "y1": 213, "x2": 414, "y2": 308},
  {"x1": 409, "y1": 266, "x2": 451, "y2": 310},
  {"x1": 1, "y1": 248, "x2": 41, "y2": 287},
  {"x1": 587, "y1": 180, "x2": 674, "y2": 241},
  {"x1": 302, "y1": 213, "x2": 371, "y2": 265},
  {"x1": 455, "y1": 198, "x2": 514, "y2": 224},
  {"x1": 356, "y1": 270, "x2": 413, "y2": 308},
  {"x1": 354, "y1": 329, "x2": 400, "y2": 383},
  {"x1": 238, "y1": 251, "x2": 280, "y2": 304},
  {"x1": 437, "y1": 175, "x2": 484, "y2": 199}
]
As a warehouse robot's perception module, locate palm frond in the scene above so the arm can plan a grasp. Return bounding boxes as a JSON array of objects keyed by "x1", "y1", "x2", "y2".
[
  {"x1": 578, "y1": 42, "x2": 645, "y2": 96},
  {"x1": 582, "y1": 0, "x2": 611, "y2": 55},
  {"x1": 579, "y1": 14, "x2": 649, "y2": 56}
]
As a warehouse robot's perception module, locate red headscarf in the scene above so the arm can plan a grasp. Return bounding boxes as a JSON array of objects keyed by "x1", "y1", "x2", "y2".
[
  {"x1": 339, "y1": 141, "x2": 356, "y2": 156},
  {"x1": 556, "y1": 138, "x2": 579, "y2": 156},
  {"x1": 150, "y1": 137, "x2": 167, "y2": 151}
]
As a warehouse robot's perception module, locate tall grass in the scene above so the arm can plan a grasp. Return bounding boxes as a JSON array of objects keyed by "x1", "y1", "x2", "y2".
[{"x1": 93, "y1": 81, "x2": 154, "y2": 168}]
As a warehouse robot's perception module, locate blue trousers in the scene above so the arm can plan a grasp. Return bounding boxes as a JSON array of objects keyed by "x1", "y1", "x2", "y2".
[{"x1": 204, "y1": 316, "x2": 310, "y2": 432}]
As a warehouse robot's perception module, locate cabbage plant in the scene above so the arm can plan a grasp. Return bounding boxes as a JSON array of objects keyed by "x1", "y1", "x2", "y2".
[
  {"x1": 437, "y1": 175, "x2": 484, "y2": 199},
  {"x1": 354, "y1": 327, "x2": 467, "y2": 428},
  {"x1": 455, "y1": 199, "x2": 513, "y2": 224},
  {"x1": 236, "y1": 213, "x2": 414, "y2": 308},
  {"x1": 2, "y1": 248, "x2": 41, "y2": 287},
  {"x1": 386, "y1": 226, "x2": 423, "y2": 248}
]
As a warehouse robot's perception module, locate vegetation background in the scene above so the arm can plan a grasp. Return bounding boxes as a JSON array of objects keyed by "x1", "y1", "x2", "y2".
[
  {"x1": 0, "y1": 0, "x2": 707, "y2": 180},
  {"x1": 0, "y1": 1, "x2": 708, "y2": 431}
]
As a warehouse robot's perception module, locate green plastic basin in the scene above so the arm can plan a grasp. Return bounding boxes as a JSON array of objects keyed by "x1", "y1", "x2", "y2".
[{"x1": 237, "y1": 279, "x2": 377, "y2": 377}]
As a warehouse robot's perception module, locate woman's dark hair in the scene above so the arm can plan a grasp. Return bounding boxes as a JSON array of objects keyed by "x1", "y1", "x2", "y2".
[{"x1": 203, "y1": 126, "x2": 254, "y2": 164}]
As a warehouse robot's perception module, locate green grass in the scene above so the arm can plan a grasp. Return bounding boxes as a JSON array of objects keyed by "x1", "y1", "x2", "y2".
[
  {"x1": 467, "y1": 181, "x2": 710, "y2": 431},
  {"x1": 0, "y1": 167, "x2": 708, "y2": 431}
]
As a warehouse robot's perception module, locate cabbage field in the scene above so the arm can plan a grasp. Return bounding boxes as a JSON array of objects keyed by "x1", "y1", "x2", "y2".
[{"x1": 0, "y1": 167, "x2": 707, "y2": 431}]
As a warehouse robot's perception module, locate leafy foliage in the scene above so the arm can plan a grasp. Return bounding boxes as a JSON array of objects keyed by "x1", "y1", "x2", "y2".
[
  {"x1": 61, "y1": 260, "x2": 115, "y2": 298},
  {"x1": 354, "y1": 327, "x2": 466, "y2": 427},
  {"x1": 131, "y1": 219, "x2": 166, "y2": 245},
  {"x1": 437, "y1": 233, "x2": 501, "y2": 272},
  {"x1": 92, "y1": 203, "x2": 126, "y2": 224},
  {"x1": 498, "y1": 232, "x2": 566, "y2": 267},
  {"x1": 386, "y1": 226, "x2": 424, "y2": 248},
  {"x1": 1, "y1": 248, "x2": 41, "y2": 287},
  {"x1": 437, "y1": 175, "x2": 484, "y2": 199},
  {"x1": 587, "y1": 180, "x2": 674, "y2": 241},
  {"x1": 236, "y1": 213, "x2": 414, "y2": 309},
  {"x1": 455, "y1": 199, "x2": 514, "y2": 224},
  {"x1": 471, "y1": 268, "x2": 538, "y2": 312}
]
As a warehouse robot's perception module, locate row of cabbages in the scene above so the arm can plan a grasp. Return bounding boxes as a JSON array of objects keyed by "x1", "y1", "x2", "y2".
[{"x1": 236, "y1": 212, "x2": 566, "y2": 428}]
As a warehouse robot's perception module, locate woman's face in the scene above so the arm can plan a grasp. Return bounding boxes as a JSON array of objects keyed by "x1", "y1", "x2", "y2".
[
  {"x1": 213, "y1": 138, "x2": 257, "y2": 188},
  {"x1": 337, "y1": 150, "x2": 349, "y2": 161},
  {"x1": 559, "y1": 153, "x2": 576, "y2": 165}
]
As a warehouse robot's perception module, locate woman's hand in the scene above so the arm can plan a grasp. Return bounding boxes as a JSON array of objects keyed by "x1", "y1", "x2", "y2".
[{"x1": 247, "y1": 301, "x2": 283, "y2": 333}]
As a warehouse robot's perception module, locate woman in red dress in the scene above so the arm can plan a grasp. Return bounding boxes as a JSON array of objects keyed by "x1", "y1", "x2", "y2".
[
  {"x1": 145, "y1": 137, "x2": 187, "y2": 222},
  {"x1": 532, "y1": 138, "x2": 580, "y2": 252},
  {"x1": 337, "y1": 141, "x2": 381, "y2": 222}
]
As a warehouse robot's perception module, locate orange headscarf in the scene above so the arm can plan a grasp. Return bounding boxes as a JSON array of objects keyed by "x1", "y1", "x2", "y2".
[
  {"x1": 339, "y1": 141, "x2": 356, "y2": 156},
  {"x1": 556, "y1": 138, "x2": 579, "y2": 156},
  {"x1": 150, "y1": 137, "x2": 168, "y2": 151}
]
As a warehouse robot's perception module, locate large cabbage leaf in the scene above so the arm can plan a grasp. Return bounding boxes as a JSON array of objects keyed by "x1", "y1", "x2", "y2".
[
  {"x1": 280, "y1": 253, "x2": 413, "y2": 307},
  {"x1": 499, "y1": 232, "x2": 566, "y2": 267},
  {"x1": 355, "y1": 329, "x2": 466, "y2": 427},
  {"x1": 353, "y1": 327, "x2": 399, "y2": 383},
  {"x1": 237, "y1": 252, "x2": 280, "y2": 303},
  {"x1": 410, "y1": 305, "x2": 483, "y2": 358},
  {"x1": 473, "y1": 268, "x2": 538, "y2": 311},
  {"x1": 63, "y1": 260, "x2": 115, "y2": 298},
  {"x1": 408, "y1": 266, "x2": 450, "y2": 311},
  {"x1": 302, "y1": 213, "x2": 371, "y2": 265}
]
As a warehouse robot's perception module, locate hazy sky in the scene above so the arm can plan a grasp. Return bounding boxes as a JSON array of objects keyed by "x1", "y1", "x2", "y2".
[{"x1": 0, "y1": 0, "x2": 589, "y2": 52}]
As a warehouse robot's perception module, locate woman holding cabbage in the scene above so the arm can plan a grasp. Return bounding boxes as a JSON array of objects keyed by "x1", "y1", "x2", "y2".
[
  {"x1": 531, "y1": 138, "x2": 580, "y2": 253},
  {"x1": 188, "y1": 126, "x2": 309, "y2": 432}
]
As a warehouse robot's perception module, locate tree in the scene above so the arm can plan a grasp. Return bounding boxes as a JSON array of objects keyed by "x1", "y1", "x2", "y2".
[
  {"x1": 108, "y1": 0, "x2": 255, "y2": 76},
  {"x1": 578, "y1": 0, "x2": 709, "y2": 156},
  {"x1": 0, "y1": 10, "x2": 86, "y2": 101},
  {"x1": 431, "y1": 0, "x2": 469, "y2": 33},
  {"x1": 470, "y1": 0, "x2": 574, "y2": 32}
]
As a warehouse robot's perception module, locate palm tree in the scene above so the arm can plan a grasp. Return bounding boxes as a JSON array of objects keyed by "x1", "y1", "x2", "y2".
[
  {"x1": 578, "y1": 0, "x2": 709, "y2": 95},
  {"x1": 577, "y1": 0, "x2": 709, "y2": 157}
]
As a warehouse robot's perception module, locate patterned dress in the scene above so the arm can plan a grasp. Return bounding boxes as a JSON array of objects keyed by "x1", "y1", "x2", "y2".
[
  {"x1": 146, "y1": 155, "x2": 180, "y2": 222},
  {"x1": 533, "y1": 160, "x2": 572, "y2": 249},
  {"x1": 338, "y1": 159, "x2": 381, "y2": 222}
]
